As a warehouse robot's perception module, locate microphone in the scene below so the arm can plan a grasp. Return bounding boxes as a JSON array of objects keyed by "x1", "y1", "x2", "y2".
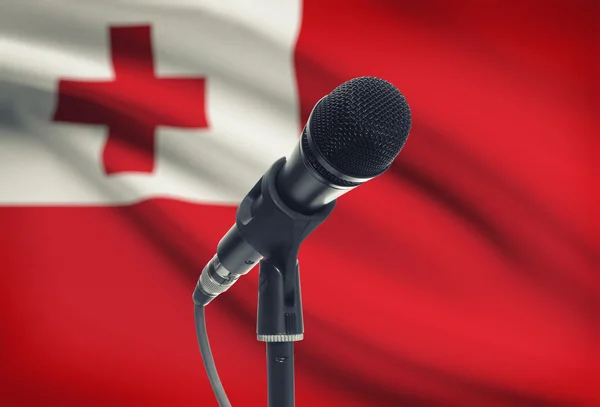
[{"x1": 193, "y1": 76, "x2": 411, "y2": 306}]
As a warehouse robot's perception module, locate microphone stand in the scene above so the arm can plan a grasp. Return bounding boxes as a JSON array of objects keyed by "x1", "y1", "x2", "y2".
[
  {"x1": 257, "y1": 259, "x2": 302, "y2": 407},
  {"x1": 234, "y1": 158, "x2": 335, "y2": 407}
]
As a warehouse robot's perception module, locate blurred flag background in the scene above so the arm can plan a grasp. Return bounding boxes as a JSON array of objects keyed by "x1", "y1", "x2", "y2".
[{"x1": 0, "y1": 1, "x2": 597, "y2": 406}]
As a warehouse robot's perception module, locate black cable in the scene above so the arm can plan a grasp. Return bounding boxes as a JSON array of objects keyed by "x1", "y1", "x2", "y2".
[{"x1": 194, "y1": 304, "x2": 232, "y2": 407}]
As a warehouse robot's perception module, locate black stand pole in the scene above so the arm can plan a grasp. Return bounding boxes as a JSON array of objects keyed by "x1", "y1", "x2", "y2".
[
  {"x1": 256, "y1": 258, "x2": 304, "y2": 407},
  {"x1": 266, "y1": 342, "x2": 294, "y2": 407},
  {"x1": 230, "y1": 158, "x2": 335, "y2": 407}
]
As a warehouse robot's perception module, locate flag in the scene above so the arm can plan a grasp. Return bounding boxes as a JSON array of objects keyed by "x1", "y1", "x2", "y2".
[{"x1": 0, "y1": 1, "x2": 597, "y2": 406}]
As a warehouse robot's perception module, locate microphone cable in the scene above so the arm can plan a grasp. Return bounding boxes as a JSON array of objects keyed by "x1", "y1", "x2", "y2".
[{"x1": 194, "y1": 304, "x2": 232, "y2": 407}]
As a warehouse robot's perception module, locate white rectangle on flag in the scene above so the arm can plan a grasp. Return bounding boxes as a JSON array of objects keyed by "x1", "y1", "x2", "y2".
[{"x1": 0, "y1": 0, "x2": 302, "y2": 205}]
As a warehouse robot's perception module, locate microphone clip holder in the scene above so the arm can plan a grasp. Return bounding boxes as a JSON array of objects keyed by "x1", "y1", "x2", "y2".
[{"x1": 235, "y1": 157, "x2": 335, "y2": 407}]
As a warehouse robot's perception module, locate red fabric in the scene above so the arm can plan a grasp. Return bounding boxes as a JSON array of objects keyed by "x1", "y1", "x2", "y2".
[{"x1": 0, "y1": 1, "x2": 597, "y2": 406}]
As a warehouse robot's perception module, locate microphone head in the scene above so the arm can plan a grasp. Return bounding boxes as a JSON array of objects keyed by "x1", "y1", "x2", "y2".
[{"x1": 303, "y1": 76, "x2": 411, "y2": 186}]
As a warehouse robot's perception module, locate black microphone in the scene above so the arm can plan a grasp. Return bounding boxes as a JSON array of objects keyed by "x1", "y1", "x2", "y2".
[{"x1": 193, "y1": 77, "x2": 411, "y2": 306}]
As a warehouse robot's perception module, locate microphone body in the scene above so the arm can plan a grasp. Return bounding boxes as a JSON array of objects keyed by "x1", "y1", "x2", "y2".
[
  {"x1": 192, "y1": 102, "x2": 355, "y2": 305},
  {"x1": 276, "y1": 132, "x2": 355, "y2": 214}
]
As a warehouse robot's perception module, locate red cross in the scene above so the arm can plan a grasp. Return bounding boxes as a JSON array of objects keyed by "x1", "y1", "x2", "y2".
[{"x1": 53, "y1": 25, "x2": 208, "y2": 175}]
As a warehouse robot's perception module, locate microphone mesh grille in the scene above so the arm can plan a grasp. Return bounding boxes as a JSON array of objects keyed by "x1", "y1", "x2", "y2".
[{"x1": 309, "y1": 77, "x2": 411, "y2": 178}]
